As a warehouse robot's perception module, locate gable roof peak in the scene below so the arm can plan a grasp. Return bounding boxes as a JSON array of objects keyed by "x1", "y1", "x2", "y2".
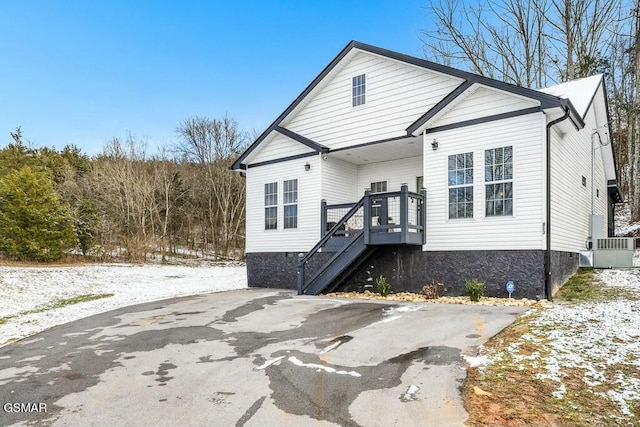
[{"x1": 232, "y1": 40, "x2": 581, "y2": 170}]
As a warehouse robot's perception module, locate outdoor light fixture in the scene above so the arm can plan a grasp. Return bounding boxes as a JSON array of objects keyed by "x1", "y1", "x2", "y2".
[
  {"x1": 431, "y1": 139, "x2": 438, "y2": 150},
  {"x1": 304, "y1": 162, "x2": 311, "y2": 171}
]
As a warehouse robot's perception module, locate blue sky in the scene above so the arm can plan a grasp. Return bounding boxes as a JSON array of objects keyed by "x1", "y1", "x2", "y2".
[{"x1": 0, "y1": 1, "x2": 429, "y2": 155}]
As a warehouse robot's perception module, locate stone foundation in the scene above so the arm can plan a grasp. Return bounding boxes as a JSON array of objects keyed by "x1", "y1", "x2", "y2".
[{"x1": 246, "y1": 248, "x2": 579, "y2": 300}]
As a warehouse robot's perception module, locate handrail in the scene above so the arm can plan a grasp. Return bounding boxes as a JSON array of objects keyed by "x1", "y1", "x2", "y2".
[
  {"x1": 325, "y1": 202, "x2": 357, "y2": 209},
  {"x1": 299, "y1": 195, "x2": 366, "y2": 294},
  {"x1": 302, "y1": 230, "x2": 365, "y2": 290},
  {"x1": 300, "y1": 196, "x2": 365, "y2": 266}
]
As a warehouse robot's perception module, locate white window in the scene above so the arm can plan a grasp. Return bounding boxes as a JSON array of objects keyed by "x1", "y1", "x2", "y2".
[
  {"x1": 369, "y1": 181, "x2": 387, "y2": 220},
  {"x1": 352, "y1": 74, "x2": 366, "y2": 107},
  {"x1": 485, "y1": 146, "x2": 513, "y2": 216},
  {"x1": 283, "y1": 179, "x2": 298, "y2": 229},
  {"x1": 448, "y1": 152, "x2": 474, "y2": 219},
  {"x1": 370, "y1": 181, "x2": 387, "y2": 193},
  {"x1": 264, "y1": 182, "x2": 277, "y2": 230}
]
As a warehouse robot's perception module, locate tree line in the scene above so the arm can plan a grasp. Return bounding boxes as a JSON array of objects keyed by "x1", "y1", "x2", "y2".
[
  {"x1": 0, "y1": 116, "x2": 247, "y2": 262},
  {"x1": 421, "y1": 0, "x2": 640, "y2": 223}
]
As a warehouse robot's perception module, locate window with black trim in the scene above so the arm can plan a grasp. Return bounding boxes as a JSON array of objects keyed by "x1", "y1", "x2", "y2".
[
  {"x1": 264, "y1": 182, "x2": 277, "y2": 230},
  {"x1": 448, "y1": 152, "x2": 474, "y2": 219},
  {"x1": 283, "y1": 179, "x2": 298, "y2": 229},
  {"x1": 485, "y1": 146, "x2": 513, "y2": 216},
  {"x1": 352, "y1": 74, "x2": 366, "y2": 106}
]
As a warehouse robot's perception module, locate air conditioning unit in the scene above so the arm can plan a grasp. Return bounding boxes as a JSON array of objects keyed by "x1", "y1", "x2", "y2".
[{"x1": 593, "y1": 238, "x2": 635, "y2": 268}]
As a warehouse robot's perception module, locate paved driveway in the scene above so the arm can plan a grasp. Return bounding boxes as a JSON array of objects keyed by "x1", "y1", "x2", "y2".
[{"x1": 0, "y1": 289, "x2": 526, "y2": 426}]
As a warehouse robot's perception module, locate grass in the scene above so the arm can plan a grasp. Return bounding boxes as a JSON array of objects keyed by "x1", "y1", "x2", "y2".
[
  {"x1": 555, "y1": 268, "x2": 637, "y2": 302},
  {"x1": 464, "y1": 268, "x2": 638, "y2": 426},
  {"x1": 4, "y1": 293, "x2": 114, "y2": 320},
  {"x1": 49, "y1": 293, "x2": 114, "y2": 309}
]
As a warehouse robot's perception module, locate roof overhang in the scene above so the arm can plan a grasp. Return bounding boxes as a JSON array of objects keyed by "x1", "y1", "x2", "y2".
[
  {"x1": 329, "y1": 134, "x2": 422, "y2": 165},
  {"x1": 608, "y1": 180, "x2": 624, "y2": 203}
]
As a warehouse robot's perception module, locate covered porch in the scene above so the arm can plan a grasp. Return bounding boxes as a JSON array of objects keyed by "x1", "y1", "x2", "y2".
[{"x1": 321, "y1": 184, "x2": 426, "y2": 246}]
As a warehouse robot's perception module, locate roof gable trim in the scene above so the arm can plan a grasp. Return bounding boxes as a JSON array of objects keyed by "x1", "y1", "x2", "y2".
[
  {"x1": 424, "y1": 106, "x2": 542, "y2": 134},
  {"x1": 275, "y1": 126, "x2": 329, "y2": 153},
  {"x1": 406, "y1": 80, "x2": 474, "y2": 136}
]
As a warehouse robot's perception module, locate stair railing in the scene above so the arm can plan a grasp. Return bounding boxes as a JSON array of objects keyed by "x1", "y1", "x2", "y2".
[{"x1": 298, "y1": 194, "x2": 367, "y2": 294}]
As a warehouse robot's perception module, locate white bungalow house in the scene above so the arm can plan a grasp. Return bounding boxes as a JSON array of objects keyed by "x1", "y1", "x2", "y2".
[{"x1": 231, "y1": 41, "x2": 622, "y2": 300}]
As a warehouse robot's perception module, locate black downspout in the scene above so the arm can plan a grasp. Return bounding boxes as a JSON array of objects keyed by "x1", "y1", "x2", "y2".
[{"x1": 545, "y1": 108, "x2": 570, "y2": 301}]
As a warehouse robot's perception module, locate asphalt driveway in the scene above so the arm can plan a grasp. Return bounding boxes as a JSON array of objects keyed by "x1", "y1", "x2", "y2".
[{"x1": 0, "y1": 289, "x2": 526, "y2": 426}]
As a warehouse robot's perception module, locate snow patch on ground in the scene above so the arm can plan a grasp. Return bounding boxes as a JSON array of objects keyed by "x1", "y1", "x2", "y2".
[
  {"x1": 0, "y1": 263, "x2": 247, "y2": 346},
  {"x1": 477, "y1": 268, "x2": 640, "y2": 421},
  {"x1": 615, "y1": 205, "x2": 640, "y2": 236},
  {"x1": 401, "y1": 385, "x2": 420, "y2": 402},
  {"x1": 464, "y1": 355, "x2": 490, "y2": 368},
  {"x1": 288, "y1": 356, "x2": 361, "y2": 377}
]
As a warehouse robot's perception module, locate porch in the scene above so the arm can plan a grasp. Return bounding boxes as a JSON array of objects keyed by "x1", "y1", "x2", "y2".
[
  {"x1": 298, "y1": 184, "x2": 426, "y2": 295},
  {"x1": 321, "y1": 184, "x2": 426, "y2": 246}
]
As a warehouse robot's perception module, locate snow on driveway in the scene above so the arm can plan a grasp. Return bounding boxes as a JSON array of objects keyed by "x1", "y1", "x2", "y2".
[{"x1": 0, "y1": 263, "x2": 247, "y2": 346}]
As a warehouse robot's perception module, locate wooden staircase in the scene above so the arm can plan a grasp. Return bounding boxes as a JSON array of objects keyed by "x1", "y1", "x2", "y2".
[{"x1": 298, "y1": 185, "x2": 426, "y2": 295}]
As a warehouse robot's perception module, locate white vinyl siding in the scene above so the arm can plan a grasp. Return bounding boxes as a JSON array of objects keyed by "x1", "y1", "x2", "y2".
[
  {"x1": 284, "y1": 51, "x2": 464, "y2": 150},
  {"x1": 431, "y1": 86, "x2": 539, "y2": 128},
  {"x1": 357, "y1": 156, "x2": 423, "y2": 193},
  {"x1": 550, "y1": 107, "x2": 608, "y2": 251},
  {"x1": 424, "y1": 112, "x2": 545, "y2": 251},
  {"x1": 320, "y1": 156, "x2": 359, "y2": 204},
  {"x1": 246, "y1": 156, "x2": 320, "y2": 253}
]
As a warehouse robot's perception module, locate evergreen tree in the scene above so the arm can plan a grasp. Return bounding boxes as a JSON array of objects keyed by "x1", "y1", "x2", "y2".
[
  {"x1": 0, "y1": 166, "x2": 77, "y2": 261},
  {"x1": 74, "y1": 200, "x2": 100, "y2": 256}
]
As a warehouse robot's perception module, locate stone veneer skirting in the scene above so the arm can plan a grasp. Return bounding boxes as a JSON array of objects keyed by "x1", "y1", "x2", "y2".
[
  {"x1": 246, "y1": 252, "x2": 301, "y2": 289},
  {"x1": 246, "y1": 248, "x2": 579, "y2": 300}
]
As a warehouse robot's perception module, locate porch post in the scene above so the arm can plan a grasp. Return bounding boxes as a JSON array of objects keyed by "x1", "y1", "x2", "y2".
[
  {"x1": 297, "y1": 261, "x2": 304, "y2": 294},
  {"x1": 420, "y1": 188, "x2": 427, "y2": 244},
  {"x1": 400, "y1": 184, "x2": 409, "y2": 244},
  {"x1": 320, "y1": 199, "x2": 327, "y2": 237},
  {"x1": 363, "y1": 189, "x2": 371, "y2": 245}
]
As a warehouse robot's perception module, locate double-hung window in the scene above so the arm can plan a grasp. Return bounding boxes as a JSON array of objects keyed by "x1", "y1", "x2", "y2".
[
  {"x1": 485, "y1": 146, "x2": 513, "y2": 216},
  {"x1": 264, "y1": 182, "x2": 277, "y2": 230},
  {"x1": 283, "y1": 179, "x2": 298, "y2": 229},
  {"x1": 370, "y1": 181, "x2": 387, "y2": 193},
  {"x1": 370, "y1": 180, "x2": 387, "y2": 220},
  {"x1": 352, "y1": 74, "x2": 366, "y2": 107},
  {"x1": 448, "y1": 152, "x2": 474, "y2": 219}
]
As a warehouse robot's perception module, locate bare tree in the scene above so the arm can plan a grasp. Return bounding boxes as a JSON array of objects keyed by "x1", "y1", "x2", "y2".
[
  {"x1": 175, "y1": 114, "x2": 248, "y2": 259},
  {"x1": 90, "y1": 135, "x2": 158, "y2": 260},
  {"x1": 422, "y1": 0, "x2": 620, "y2": 86},
  {"x1": 151, "y1": 149, "x2": 189, "y2": 261},
  {"x1": 421, "y1": 0, "x2": 549, "y2": 87},
  {"x1": 608, "y1": 0, "x2": 640, "y2": 221},
  {"x1": 544, "y1": 0, "x2": 620, "y2": 80}
]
